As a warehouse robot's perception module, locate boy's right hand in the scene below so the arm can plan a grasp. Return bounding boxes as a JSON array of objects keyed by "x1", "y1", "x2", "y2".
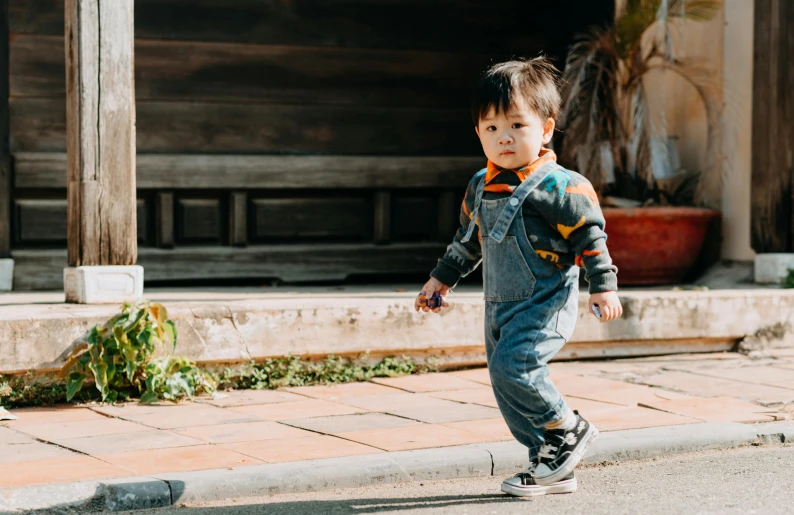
[{"x1": 415, "y1": 277, "x2": 451, "y2": 313}]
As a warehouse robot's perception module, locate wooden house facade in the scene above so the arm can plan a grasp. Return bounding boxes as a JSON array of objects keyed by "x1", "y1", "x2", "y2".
[{"x1": 2, "y1": 0, "x2": 613, "y2": 289}]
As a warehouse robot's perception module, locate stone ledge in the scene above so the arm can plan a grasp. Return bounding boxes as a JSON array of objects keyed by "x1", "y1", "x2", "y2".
[{"x1": 1, "y1": 288, "x2": 793, "y2": 374}]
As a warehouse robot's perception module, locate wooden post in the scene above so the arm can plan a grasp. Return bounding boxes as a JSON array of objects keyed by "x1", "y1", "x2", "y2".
[
  {"x1": 0, "y1": 0, "x2": 11, "y2": 291},
  {"x1": 64, "y1": 0, "x2": 140, "y2": 303},
  {"x1": 66, "y1": 0, "x2": 136, "y2": 267}
]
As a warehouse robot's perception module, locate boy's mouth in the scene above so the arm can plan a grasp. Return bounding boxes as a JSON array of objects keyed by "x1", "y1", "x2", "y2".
[{"x1": 500, "y1": 150, "x2": 515, "y2": 156}]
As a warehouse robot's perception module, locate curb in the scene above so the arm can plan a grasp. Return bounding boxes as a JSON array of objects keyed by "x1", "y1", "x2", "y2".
[{"x1": 1, "y1": 421, "x2": 788, "y2": 512}]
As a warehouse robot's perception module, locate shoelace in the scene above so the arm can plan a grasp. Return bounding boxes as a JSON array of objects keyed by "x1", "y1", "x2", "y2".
[{"x1": 538, "y1": 443, "x2": 558, "y2": 460}]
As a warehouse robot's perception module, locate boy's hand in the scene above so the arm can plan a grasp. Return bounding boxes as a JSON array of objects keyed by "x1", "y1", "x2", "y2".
[
  {"x1": 415, "y1": 277, "x2": 451, "y2": 313},
  {"x1": 589, "y1": 291, "x2": 622, "y2": 322}
]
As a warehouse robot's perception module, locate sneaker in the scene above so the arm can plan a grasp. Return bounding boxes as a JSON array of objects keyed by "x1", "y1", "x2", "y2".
[
  {"x1": 532, "y1": 411, "x2": 599, "y2": 486},
  {"x1": 501, "y1": 466, "x2": 577, "y2": 497}
]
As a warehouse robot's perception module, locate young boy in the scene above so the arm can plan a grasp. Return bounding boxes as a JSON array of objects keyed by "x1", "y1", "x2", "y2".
[{"x1": 415, "y1": 58, "x2": 622, "y2": 496}]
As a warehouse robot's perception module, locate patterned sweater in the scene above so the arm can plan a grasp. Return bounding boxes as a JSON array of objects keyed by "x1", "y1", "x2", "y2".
[{"x1": 430, "y1": 150, "x2": 618, "y2": 294}]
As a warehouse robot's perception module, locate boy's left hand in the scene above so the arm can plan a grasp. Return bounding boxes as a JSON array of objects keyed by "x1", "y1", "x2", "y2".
[{"x1": 589, "y1": 291, "x2": 623, "y2": 322}]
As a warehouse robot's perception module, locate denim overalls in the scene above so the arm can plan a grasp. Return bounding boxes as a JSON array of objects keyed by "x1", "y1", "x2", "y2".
[{"x1": 462, "y1": 162, "x2": 579, "y2": 460}]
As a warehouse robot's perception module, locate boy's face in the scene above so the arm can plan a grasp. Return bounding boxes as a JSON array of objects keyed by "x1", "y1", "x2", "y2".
[{"x1": 475, "y1": 95, "x2": 555, "y2": 170}]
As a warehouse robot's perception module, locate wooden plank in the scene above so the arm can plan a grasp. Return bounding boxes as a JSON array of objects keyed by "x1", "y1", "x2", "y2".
[
  {"x1": 392, "y1": 196, "x2": 436, "y2": 242},
  {"x1": 14, "y1": 198, "x2": 66, "y2": 242},
  {"x1": 229, "y1": 191, "x2": 247, "y2": 247},
  {"x1": 751, "y1": 0, "x2": 794, "y2": 252},
  {"x1": 0, "y1": 0, "x2": 9, "y2": 257},
  {"x1": 65, "y1": 0, "x2": 137, "y2": 267},
  {"x1": 176, "y1": 198, "x2": 222, "y2": 244},
  {"x1": 373, "y1": 191, "x2": 391, "y2": 244},
  {"x1": 437, "y1": 191, "x2": 457, "y2": 242},
  {"x1": 11, "y1": 242, "x2": 449, "y2": 288},
  {"x1": 155, "y1": 192, "x2": 174, "y2": 248},
  {"x1": 9, "y1": 0, "x2": 552, "y2": 53},
  {"x1": 136, "y1": 198, "x2": 147, "y2": 245},
  {"x1": 10, "y1": 34, "x2": 499, "y2": 108},
  {"x1": 250, "y1": 197, "x2": 370, "y2": 242},
  {"x1": 14, "y1": 153, "x2": 482, "y2": 189},
  {"x1": 11, "y1": 98, "x2": 479, "y2": 155}
]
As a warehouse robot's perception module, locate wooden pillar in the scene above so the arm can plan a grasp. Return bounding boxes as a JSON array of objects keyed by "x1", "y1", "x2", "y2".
[
  {"x1": 65, "y1": 0, "x2": 136, "y2": 267},
  {"x1": 0, "y1": 0, "x2": 10, "y2": 259},
  {"x1": 0, "y1": 0, "x2": 12, "y2": 291}
]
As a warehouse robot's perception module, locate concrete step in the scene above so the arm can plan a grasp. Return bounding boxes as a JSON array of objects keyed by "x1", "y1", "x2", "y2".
[{"x1": 1, "y1": 285, "x2": 793, "y2": 374}]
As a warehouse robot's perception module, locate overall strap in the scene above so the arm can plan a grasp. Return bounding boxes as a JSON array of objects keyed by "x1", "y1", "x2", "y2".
[
  {"x1": 460, "y1": 170, "x2": 486, "y2": 243},
  {"x1": 488, "y1": 162, "x2": 558, "y2": 243}
]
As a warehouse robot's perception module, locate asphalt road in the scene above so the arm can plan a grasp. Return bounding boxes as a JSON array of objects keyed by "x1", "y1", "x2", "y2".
[{"x1": 127, "y1": 444, "x2": 794, "y2": 515}]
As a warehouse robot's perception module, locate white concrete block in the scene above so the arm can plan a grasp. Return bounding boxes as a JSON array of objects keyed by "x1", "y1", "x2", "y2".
[
  {"x1": 754, "y1": 253, "x2": 794, "y2": 284},
  {"x1": 64, "y1": 265, "x2": 144, "y2": 304},
  {"x1": 0, "y1": 259, "x2": 13, "y2": 291}
]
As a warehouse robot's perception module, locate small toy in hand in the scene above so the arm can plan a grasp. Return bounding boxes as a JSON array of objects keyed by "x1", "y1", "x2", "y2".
[
  {"x1": 591, "y1": 304, "x2": 602, "y2": 320},
  {"x1": 420, "y1": 292, "x2": 444, "y2": 309}
]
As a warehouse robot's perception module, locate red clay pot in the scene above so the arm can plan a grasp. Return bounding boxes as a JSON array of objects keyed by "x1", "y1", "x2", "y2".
[{"x1": 602, "y1": 207, "x2": 721, "y2": 285}]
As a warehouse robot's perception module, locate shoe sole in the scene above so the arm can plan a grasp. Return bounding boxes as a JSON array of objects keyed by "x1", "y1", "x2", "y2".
[
  {"x1": 532, "y1": 424, "x2": 599, "y2": 486},
  {"x1": 501, "y1": 476, "x2": 578, "y2": 497}
]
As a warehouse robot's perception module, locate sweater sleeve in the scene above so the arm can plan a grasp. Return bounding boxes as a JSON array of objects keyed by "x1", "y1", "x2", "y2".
[
  {"x1": 534, "y1": 170, "x2": 618, "y2": 294},
  {"x1": 429, "y1": 172, "x2": 484, "y2": 288}
]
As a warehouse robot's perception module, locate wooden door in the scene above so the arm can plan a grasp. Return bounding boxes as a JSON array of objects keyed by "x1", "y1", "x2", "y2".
[
  {"x1": 752, "y1": 0, "x2": 794, "y2": 252},
  {"x1": 7, "y1": 0, "x2": 613, "y2": 289}
]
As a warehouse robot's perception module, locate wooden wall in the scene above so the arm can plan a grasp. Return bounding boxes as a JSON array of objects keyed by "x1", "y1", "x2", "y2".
[
  {"x1": 752, "y1": 0, "x2": 794, "y2": 253},
  {"x1": 6, "y1": 0, "x2": 613, "y2": 288}
]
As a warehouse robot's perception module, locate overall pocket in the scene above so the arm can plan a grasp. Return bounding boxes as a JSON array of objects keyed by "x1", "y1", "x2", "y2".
[
  {"x1": 555, "y1": 281, "x2": 579, "y2": 340},
  {"x1": 483, "y1": 236, "x2": 536, "y2": 302}
]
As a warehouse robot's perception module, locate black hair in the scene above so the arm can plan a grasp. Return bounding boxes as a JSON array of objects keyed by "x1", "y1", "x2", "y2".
[{"x1": 471, "y1": 57, "x2": 562, "y2": 126}]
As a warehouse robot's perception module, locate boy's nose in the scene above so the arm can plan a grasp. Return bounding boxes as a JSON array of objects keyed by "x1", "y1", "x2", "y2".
[{"x1": 499, "y1": 132, "x2": 513, "y2": 144}]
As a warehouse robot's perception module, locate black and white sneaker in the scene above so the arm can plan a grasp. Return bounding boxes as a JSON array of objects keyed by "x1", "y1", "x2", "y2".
[
  {"x1": 531, "y1": 411, "x2": 599, "y2": 486},
  {"x1": 501, "y1": 466, "x2": 577, "y2": 497}
]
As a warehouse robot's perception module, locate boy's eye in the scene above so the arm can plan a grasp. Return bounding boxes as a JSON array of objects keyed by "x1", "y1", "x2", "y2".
[
  {"x1": 512, "y1": 123, "x2": 523, "y2": 129},
  {"x1": 486, "y1": 126, "x2": 497, "y2": 132}
]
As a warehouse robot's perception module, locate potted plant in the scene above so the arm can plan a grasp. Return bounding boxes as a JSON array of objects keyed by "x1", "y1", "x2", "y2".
[{"x1": 558, "y1": 0, "x2": 723, "y2": 284}]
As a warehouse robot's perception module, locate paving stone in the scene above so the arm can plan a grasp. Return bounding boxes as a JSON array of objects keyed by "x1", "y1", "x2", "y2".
[
  {"x1": 283, "y1": 382, "x2": 401, "y2": 400},
  {"x1": 635, "y1": 371, "x2": 794, "y2": 405},
  {"x1": 441, "y1": 418, "x2": 513, "y2": 441},
  {"x1": 388, "y1": 400, "x2": 501, "y2": 424},
  {"x1": 13, "y1": 418, "x2": 148, "y2": 441},
  {"x1": 0, "y1": 441, "x2": 77, "y2": 463},
  {"x1": 0, "y1": 455, "x2": 128, "y2": 488},
  {"x1": 427, "y1": 388, "x2": 499, "y2": 408},
  {"x1": 449, "y1": 368, "x2": 491, "y2": 385},
  {"x1": 175, "y1": 421, "x2": 316, "y2": 444},
  {"x1": 99, "y1": 403, "x2": 261, "y2": 429},
  {"x1": 557, "y1": 374, "x2": 651, "y2": 396},
  {"x1": 338, "y1": 424, "x2": 494, "y2": 452},
  {"x1": 637, "y1": 395, "x2": 779, "y2": 423},
  {"x1": 197, "y1": 390, "x2": 306, "y2": 408},
  {"x1": 4, "y1": 406, "x2": 106, "y2": 425},
  {"x1": 331, "y1": 393, "x2": 446, "y2": 412},
  {"x1": 224, "y1": 435, "x2": 383, "y2": 462},
  {"x1": 284, "y1": 413, "x2": 422, "y2": 434},
  {"x1": 97, "y1": 445, "x2": 262, "y2": 475},
  {"x1": 54, "y1": 430, "x2": 204, "y2": 454},
  {"x1": 229, "y1": 399, "x2": 368, "y2": 421},
  {"x1": 587, "y1": 406, "x2": 701, "y2": 432},
  {"x1": 566, "y1": 397, "x2": 629, "y2": 413},
  {"x1": 0, "y1": 427, "x2": 35, "y2": 445},
  {"x1": 676, "y1": 366, "x2": 794, "y2": 391},
  {"x1": 370, "y1": 374, "x2": 482, "y2": 393}
]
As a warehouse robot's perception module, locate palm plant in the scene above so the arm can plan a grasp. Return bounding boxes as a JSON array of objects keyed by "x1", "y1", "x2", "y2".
[{"x1": 559, "y1": 0, "x2": 723, "y2": 209}]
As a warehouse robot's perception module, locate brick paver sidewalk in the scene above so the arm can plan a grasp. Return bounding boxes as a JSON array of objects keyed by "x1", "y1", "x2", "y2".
[{"x1": 2, "y1": 350, "x2": 793, "y2": 489}]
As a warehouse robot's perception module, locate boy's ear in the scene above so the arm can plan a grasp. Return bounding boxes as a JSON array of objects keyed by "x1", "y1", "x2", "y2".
[
  {"x1": 475, "y1": 126, "x2": 480, "y2": 137},
  {"x1": 542, "y1": 118, "x2": 556, "y2": 144}
]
